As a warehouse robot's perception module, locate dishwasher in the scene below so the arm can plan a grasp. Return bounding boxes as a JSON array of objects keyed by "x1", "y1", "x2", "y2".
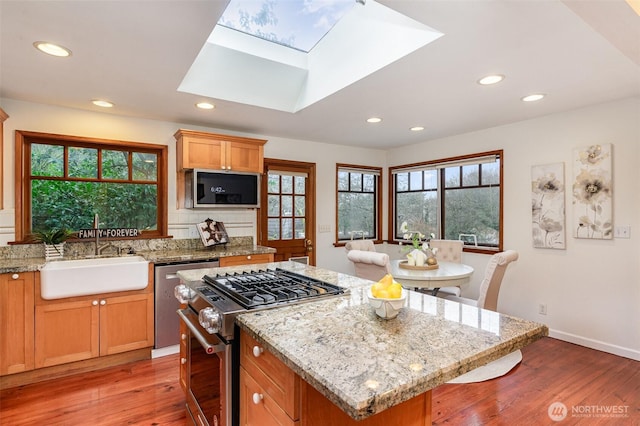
[{"x1": 154, "y1": 259, "x2": 219, "y2": 349}]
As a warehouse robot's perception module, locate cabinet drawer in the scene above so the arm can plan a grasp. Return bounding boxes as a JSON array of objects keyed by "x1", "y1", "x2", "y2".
[
  {"x1": 240, "y1": 330, "x2": 299, "y2": 420},
  {"x1": 240, "y1": 367, "x2": 298, "y2": 426},
  {"x1": 220, "y1": 253, "x2": 273, "y2": 267}
]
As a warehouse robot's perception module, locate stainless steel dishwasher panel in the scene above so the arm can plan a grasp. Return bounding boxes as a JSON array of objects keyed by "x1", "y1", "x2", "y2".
[{"x1": 154, "y1": 260, "x2": 219, "y2": 349}]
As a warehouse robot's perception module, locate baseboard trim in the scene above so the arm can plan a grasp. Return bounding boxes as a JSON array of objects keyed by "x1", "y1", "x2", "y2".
[
  {"x1": 549, "y1": 329, "x2": 640, "y2": 361},
  {"x1": 151, "y1": 344, "x2": 179, "y2": 358}
]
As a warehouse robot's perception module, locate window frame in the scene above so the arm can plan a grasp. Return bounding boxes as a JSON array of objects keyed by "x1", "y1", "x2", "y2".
[
  {"x1": 14, "y1": 130, "x2": 168, "y2": 243},
  {"x1": 388, "y1": 150, "x2": 503, "y2": 254},
  {"x1": 335, "y1": 163, "x2": 383, "y2": 245}
]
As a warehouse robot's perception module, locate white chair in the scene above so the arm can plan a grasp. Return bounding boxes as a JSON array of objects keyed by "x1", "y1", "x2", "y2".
[
  {"x1": 346, "y1": 250, "x2": 391, "y2": 282},
  {"x1": 442, "y1": 250, "x2": 521, "y2": 383},
  {"x1": 345, "y1": 239, "x2": 376, "y2": 252},
  {"x1": 428, "y1": 239, "x2": 464, "y2": 296},
  {"x1": 440, "y1": 250, "x2": 519, "y2": 311}
]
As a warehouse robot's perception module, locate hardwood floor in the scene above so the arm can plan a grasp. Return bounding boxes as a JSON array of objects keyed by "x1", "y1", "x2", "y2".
[{"x1": 0, "y1": 338, "x2": 638, "y2": 425}]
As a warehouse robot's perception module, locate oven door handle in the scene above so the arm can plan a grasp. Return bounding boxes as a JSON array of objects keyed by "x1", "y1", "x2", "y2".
[{"x1": 177, "y1": 309, "x2": 227, "y2": 355}]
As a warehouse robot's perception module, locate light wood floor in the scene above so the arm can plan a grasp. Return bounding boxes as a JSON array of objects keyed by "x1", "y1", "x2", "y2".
[{"x1": 0, "y1": 337, "x2": 638, "y2": 425}]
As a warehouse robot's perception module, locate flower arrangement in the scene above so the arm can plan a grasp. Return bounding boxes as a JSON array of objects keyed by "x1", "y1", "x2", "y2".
[{"x1": 399, "y1": 221, "x2": 438, "y2": 266}]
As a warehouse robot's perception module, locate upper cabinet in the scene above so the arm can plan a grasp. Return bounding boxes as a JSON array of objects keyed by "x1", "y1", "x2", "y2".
[
  {"x1": 174, "y1": 129, "x2": 267, "y2": 174},
  {"x1": 0, "y1": 107, "x2": 8, "y2": 210}
]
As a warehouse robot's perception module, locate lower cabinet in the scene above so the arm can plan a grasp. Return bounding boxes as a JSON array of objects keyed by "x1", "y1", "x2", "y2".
[
  {"x1": 219, "y1": 253, "x2": 274, "y2": 267},
  {"x1": 179, "y1": 317, "x2": 188, "y2": 392},
  {"x1": 35, "y1": 290, "x2": 154, "y2": 368},
  {"x1": 0, "y1": 272, "x2": 35, "y2": 375},
  {"x1": 239, "y1": 329, "x2": 432, "y2": 426}
]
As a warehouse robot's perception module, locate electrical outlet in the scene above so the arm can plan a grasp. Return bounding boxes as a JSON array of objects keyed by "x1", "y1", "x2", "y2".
[
  {"x1": 614, "y1": 225, "x2": 631, "y2": 239},
  {"x1": 538, "y1": 303, "x2": 547, "y2": 315}
]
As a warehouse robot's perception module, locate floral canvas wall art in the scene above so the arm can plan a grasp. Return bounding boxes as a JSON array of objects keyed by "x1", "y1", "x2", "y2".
[
  {"x1": 572, "y1": 143, "x2": 613, "y2": 239},
  {"x1": 531, "y1": 163, "x2": 565, "y2": 249}
]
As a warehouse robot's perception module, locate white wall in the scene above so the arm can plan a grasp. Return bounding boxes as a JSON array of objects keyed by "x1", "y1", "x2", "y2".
[
  {"x1": 387, "y1": 96, "x2": 640, "y2": 360},
  {"x1": 2, "y1": 96, "x2": 638, "y2": 360}
]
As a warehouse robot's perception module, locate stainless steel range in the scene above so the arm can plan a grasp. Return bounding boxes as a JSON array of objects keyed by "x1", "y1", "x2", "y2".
[{"x1": 174, "y1": 267, "x2": 345, "y2": 426}]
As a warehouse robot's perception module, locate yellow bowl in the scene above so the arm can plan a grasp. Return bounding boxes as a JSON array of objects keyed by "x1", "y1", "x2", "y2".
[{"x1": 367, "y1": 287, "x2": 407, "y2": 319}]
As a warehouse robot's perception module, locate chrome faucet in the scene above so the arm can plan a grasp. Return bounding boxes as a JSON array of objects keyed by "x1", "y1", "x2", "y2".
[{"x1": 94, "y1": 214, "x2": 119, "y2": 256}]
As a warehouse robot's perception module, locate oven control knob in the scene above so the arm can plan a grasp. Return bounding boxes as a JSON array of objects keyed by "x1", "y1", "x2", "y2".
[
  {"x1": 174, "y1": 284, "x2": 195, "y2": 304},
  {"x1": 198, "y1": 307, "x2": 221, "y2": 334}
]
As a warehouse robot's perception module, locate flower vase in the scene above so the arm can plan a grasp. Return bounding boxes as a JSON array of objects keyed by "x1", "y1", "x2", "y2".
[
  {"x1": 411, "y1": 249, "x2": 427, "y2": 267},
  {"x1": 44, "y1": 243, "x2": 64, "y2": 261}
]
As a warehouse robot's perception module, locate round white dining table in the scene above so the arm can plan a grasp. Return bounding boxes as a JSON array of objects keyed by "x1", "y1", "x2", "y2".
[{"x1": 389, "y1": 260, "x2": 474, "y2": 296}]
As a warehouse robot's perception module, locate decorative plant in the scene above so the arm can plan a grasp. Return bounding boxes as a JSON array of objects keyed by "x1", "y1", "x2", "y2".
[
  {"x1": 30, "y1": 228, "x2": 75, "y2": 245},
  {"x1": 399, "y1": 221, "x2": 434, "y2": 252}
]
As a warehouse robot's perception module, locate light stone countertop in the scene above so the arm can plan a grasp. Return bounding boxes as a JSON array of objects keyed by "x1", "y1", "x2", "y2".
[
  {"x1": 224, "y1": 263, "x2": 548, "y2": 421},
  {"x1": 178, "y1": 262, "x2": 548, "y2": 421}
]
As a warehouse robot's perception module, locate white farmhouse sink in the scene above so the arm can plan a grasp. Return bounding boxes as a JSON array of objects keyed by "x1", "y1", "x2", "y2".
[{"x1": 40, "y1": 256, "x2": 149, "y2": 300}]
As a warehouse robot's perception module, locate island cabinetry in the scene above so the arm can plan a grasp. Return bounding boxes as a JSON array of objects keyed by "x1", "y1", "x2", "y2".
[
  {"x1": 179, "y1": 317, "x2": 188, "y2": 391},
  {"x1": 0, "y1": 272, "x2": 35, "y2": 375},
  {"x1": 240, "y1": 330, "x2": 300, "y2": 425},
  {"x1": 220, "y1": 253, "x2": 274, "y2": 267},
  {"x1": 240, "y1": 330, "x2": 432, "y2": 426},
  {"x1": 175, "y1": 129, "x2": 267, "y2": 173},
  {"x1": 34, "y1": 286, "x2": 154, "y2": 368}
]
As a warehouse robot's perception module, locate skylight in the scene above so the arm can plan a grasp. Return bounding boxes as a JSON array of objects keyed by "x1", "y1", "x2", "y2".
[{"x1": 218, "y1": 0, "x2": 356, "y2": 53}]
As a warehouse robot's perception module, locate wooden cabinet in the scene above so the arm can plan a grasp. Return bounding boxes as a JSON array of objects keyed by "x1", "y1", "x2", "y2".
[
  {"x1": 179, "y1": 317, "x2": 188, "y2": 392},
  {"x1": 239, "y1": 330, "x2": 300, "y2": 425},
  {"x1": 0, "y1": 272, "x2": 35, "y2": 375},
  {"x1": 240, "y1": 329, "x2": 432, "y2": 426},
  {"x1": 175, "y1": 129, "x2": 267, "y2": 173},
  {"x1": 35, "y1": 287, "x2": 154, "y2": 368},
  {"x1": 220, "y1": 253, "x2": 274, "y2": 267}
]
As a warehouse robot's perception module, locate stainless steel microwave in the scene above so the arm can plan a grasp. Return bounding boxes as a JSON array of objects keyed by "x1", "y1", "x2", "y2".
[{"x1": 185, "y1": 169, "x2": 260, "y2": 208}]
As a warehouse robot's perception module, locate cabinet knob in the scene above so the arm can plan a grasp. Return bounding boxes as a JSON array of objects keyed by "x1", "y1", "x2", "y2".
[
  {"x1": 252, "y1": 393, "x2": 263, "y2": 405},
  {"x1": 12, "y1": 273, "x2": 19, "y2": 280},
  {"x1": 246, "y1": 255, "x2": 252, "y2": 260},
  {"x1": 181, "y1": 333, "x2": 187, "y2": 341},
  {"x1": 100, "y1": 300, "x2": 106, "y2": 306},
  {"x1": 92, "y1": 300, "x2": 99, "y2": 306},
  {"x1": 252, "y1": 346, "x2": 264, "y2": 358},
  {"x1": 181, "y1": 357, "x2": 187, "y2": 365}
]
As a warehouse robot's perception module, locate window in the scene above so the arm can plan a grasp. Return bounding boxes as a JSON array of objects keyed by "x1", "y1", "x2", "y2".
[
  {"x1": 390, "y1": 151, "x2": 502, "y2": 252},
  {"x1": 15, "y1": 131, "x2": 168, "y2": 242},
  {"x1": 336, "y1": 164, "x2": 382, "y2": 242}
]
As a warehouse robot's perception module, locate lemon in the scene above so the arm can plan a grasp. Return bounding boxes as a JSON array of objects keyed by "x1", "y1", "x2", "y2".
[{"x1": 388, "y1": 282, "x2": 403, "y2": 299}]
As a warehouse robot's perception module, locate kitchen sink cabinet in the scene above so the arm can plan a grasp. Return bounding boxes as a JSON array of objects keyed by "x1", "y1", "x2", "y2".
[
  {"x1": 219, "y1": 253, "x2": 274, "y2": 267},
  {"x1": 175, "y1": 129, "x2": 267, "y2": 173},
  {"x1": 34, "y1": 286, "x2": 154, "y2": 368},
  {"x1": 0, "y1": 272, "x2": 35, "y2": 375}
]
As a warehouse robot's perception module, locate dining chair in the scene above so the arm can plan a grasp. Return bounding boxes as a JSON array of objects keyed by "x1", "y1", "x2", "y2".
[
  {"x1": 442, "y1": 250, "x2": 521, "y2": 383},
  {"x1": 344, "y1": 239, "x2": 376, "y2": 252},
  {"x1": 439, "y1": 250, "x2": 519, "y2": 311},
  {"x1": 428, "y1": 239, "x2": 464, "y2": 296},
  {"x1": 346, "y1": 249, "x2": 391, "y2": 281}
]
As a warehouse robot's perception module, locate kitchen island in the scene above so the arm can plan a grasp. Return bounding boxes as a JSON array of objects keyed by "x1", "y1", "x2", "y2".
[{"x1": 177, "y1": 261, "x2": 548, "y2": 424}]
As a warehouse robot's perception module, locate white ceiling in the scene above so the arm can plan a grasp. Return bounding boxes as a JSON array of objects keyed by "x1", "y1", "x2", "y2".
[{"x1": 1, "y1": 0, "x2": 639, "y2": 150}]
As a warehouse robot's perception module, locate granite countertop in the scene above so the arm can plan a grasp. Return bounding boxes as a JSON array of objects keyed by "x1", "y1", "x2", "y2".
[
  {"x1": 232, "y1": 263, "x2": 548, "y2": 421},
  {"x1": 0, "y1": 245, "x2": 276, "y2": 274}
]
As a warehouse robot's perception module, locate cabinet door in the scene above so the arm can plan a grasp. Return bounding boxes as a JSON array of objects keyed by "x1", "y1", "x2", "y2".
[
  {"x1": 219, "y1": 254, "x2": 274, "y2": 267},
  {"x1": 100, "y1": 292, "x2": 154, "y2": 356},
  {"x1": 227, "y1": 140, "x2": 264, "y2": 173},
  {"x1": 240, "y1": 367, "x2": 297, "y2": 426},
  {"x1": 35, "y1": 298, "x2": 99, "y2": 368},
  {"x1": 0, "y1": 272, "x2": 35, "y2": 375},
  {"x1": 180, "y1": 136, "x2": 225, "y2": 170}
]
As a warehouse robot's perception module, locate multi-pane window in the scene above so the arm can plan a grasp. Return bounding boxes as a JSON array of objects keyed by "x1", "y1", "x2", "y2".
[
  {"x1": 267, "y1": 171, "x2": 307, "y2": 240},
  {"x1": 336, "y1": 164, "x2": 381, "y2": 242},
  {"x1": 391, "y1": 151, "x2": 502, "y2": 251},
  {"x1": 16, "y1": 131, "x2": 167, "y2": 241}
]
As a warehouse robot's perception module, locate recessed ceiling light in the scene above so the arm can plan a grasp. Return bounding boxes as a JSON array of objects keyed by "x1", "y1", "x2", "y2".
[
  {"x1": 521, "y1": 94, "x2": 546, "y2": 102},
  {"x1": 410, "y1": 126, "x2": 425, "y2": 132},
  {"x1": 477, "y1": 74, "x2": 505, "y2": 85},
  {"x1": 33, "y1": 41, "x2": 71, "y2": 57},
  {"x1": 196, "y1": 102, "x2": 215, "y2": 110},
  {"x1": 367, "y1": 117, "x2": 382, "y2": 123},
  {"x1": 92, "y1": 100, "x2": 114, "y2": 108}
]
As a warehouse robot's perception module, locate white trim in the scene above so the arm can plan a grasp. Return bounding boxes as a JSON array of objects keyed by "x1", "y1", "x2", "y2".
[
  {"x1": 549, "y1": 329, "x2": 640, "y2": 361},
  {"x1": 151, "y1": 344, "x2": 179, "y2": 359}
]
